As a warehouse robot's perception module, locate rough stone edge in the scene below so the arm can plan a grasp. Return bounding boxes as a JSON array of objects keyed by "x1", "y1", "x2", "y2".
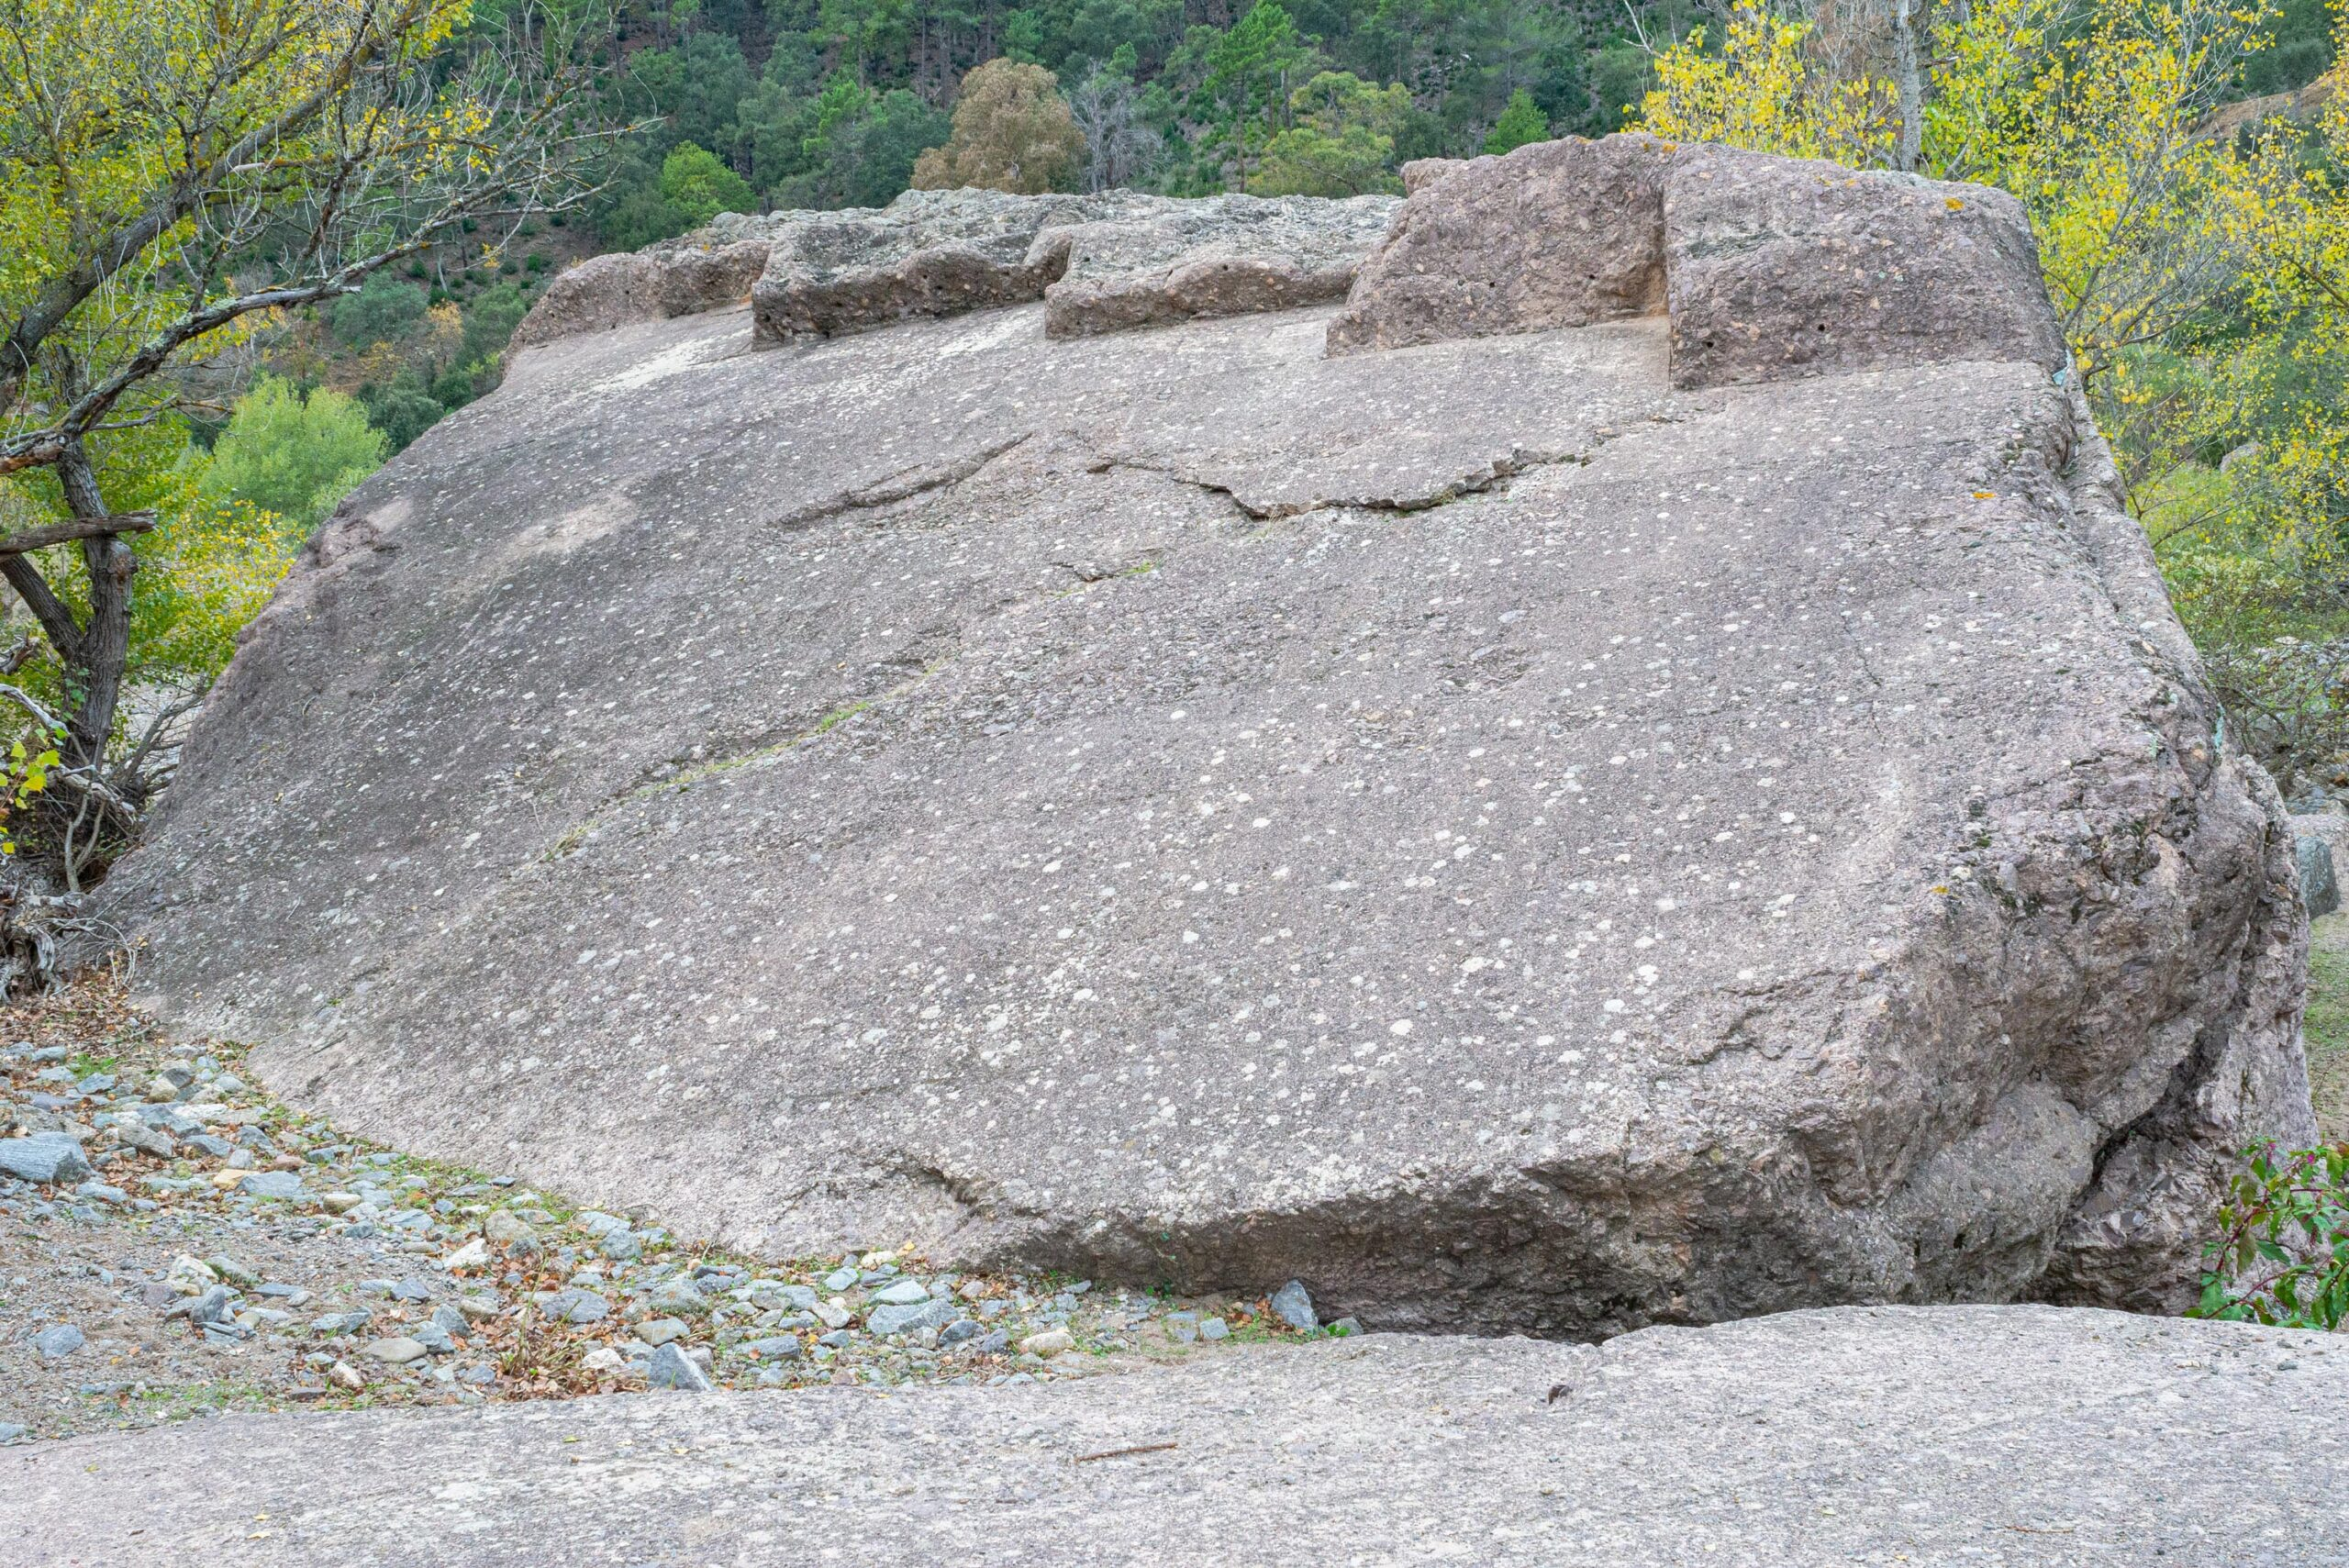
[
  {"x1": 1042, "y1": 257, "x2": 1362, "y2": 339},
  {"x1": 510, "y1": 238, "x2": 768, "y2": 353},
  {"x1": 1327, "y1": 136, "x2": 2063, "y2": 391},
  {"x1": 2035, "y1": 382, "x2": 2317, "y2": 1310}
]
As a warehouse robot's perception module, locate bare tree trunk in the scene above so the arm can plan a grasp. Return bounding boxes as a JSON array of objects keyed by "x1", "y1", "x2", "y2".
[
  {"x1": 49, "y1": 443, "x2": 135, "y2": 777},
  {"x1": 1892, "y1": 0, "x2": 1925, "y2": 172}
]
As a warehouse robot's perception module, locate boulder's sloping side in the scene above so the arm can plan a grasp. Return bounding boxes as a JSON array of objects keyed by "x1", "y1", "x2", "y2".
[
  {"x1": 1041, "y1": 194, "x2": 1399, "y2": 338},
  {"x1": 1329, "y1": 136, "x2": 2067, "y2": 390},
  {"x1": 106, "y1": 254, "x2": 2310, "y2": 1333},
  {"x1": 16, "y1": 1308, "x2": 2347, "y2": 1567}
]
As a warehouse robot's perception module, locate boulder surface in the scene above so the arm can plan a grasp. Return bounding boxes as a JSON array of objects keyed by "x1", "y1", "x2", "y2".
[
  {"x1": 14, "y1": 1307, "x2": 2346, "y2": 1565},
  {"x1": 109, "y1": 143, "x2": 2311, "y2": 1334}
]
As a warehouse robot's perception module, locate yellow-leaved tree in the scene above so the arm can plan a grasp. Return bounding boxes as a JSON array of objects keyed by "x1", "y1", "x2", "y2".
[{"x1": 0, "y1": 0, "x2": 608, "y2": 886}]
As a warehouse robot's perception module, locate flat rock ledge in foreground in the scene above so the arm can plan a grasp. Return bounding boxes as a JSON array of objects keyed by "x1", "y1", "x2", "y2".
[
  {"x1": 110, "y1": 139, "x2": 2313, "y2": 1336},
  {"x1": 16, "y1": 1307, "x2": 2347, "y2": 1566}
]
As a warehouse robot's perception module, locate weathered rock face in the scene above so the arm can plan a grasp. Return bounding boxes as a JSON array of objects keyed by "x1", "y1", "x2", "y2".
[
  {"x1": 1041, "y1": 194, "x2": 1398, "y2": 339},
  {"x1": 514, "y1": 189, "x2": 1402, "y2": 351},
  {"x1": 1326, "y1": 135, "x2": 1669, "y2": 355},
  {"x1": 17, "y1": 1308, "x2": 2348, "y2": 1566},
  {"x1": 110, "y1": 143, "x2": 2311, "y2": 1335},
  {"x1": 1329, "y1": 134, "x2": 2067, "y2": 390},
  {"x1": 1662, "y1": 143, "x2": 2066, "y2": 389},
  {"x1": 510, "y1": 239, "x2": 769, "y2": 350}
]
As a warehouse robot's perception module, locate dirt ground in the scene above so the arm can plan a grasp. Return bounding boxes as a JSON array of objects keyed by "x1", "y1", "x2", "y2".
[{"x1": 0, "y1": 980, "x2": 1333, "y2": 1445}]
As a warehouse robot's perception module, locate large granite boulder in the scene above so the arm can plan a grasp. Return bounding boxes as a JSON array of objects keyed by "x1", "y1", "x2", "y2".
[
  {"x1": 1329, "y1": 134, "x2": 2068, "y2": 390},
  {"x1": 17, "y1": 1307, "x2": 2347, "y2": 1564},
  {"x1": 107, "y1": 147, "x2": 2311, "y2": 1335}
]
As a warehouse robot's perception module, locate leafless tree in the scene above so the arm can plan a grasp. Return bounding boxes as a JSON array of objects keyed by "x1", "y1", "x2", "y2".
[{"x1": 1068, "y1": 71, "x2": 1163, "y2": 194}]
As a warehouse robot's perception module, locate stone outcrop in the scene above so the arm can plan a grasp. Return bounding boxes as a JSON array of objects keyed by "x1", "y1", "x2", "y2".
[
  {"x1": 746, "y1": 189, "x2": 1150, "y2": 343},
  {"x1": 1041, "y1": 194, "x2": 1398, "y2": 338},
  {"x1": 108, "y1": 143, "x2": 2313, "y2": 1336},
  {"x1": 1326, "y1": 135, "x2": 1669, "y2": 355},
  {"x1": 509, "y1": 238, "x2": 768, "y2": 350},
  {"x1": 17, "y1": 1307, "x2": 2348, "y2": 1565},
  {"x1": 1328, "y1": 134, "x2": 2067, "y2": 390},
  {"x1": 517, "y1": 190, "x2": 1401, "y2": 352}
]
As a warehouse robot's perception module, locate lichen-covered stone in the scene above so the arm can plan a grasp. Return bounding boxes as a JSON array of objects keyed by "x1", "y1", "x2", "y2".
[
  {"x1": 747, "y1": 188, "x2": 1155, "y2": 345},
  {"x1": 1328, "y1": 135, "x2": 2066, "y2": 392},
  {"x1": 511, "y1": 239, "x2": 769, "y2": 350},
  {"x1": 1041, "y1": 194, "x2": 1397, "y2": 339}
]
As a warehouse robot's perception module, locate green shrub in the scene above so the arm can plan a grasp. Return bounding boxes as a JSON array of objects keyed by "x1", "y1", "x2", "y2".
[
  {"x1": 197, "y1": 377, "x2": 384, "y2": 526},
  {"x1": 330, "y1": 275, "x2": 428, "y2": 347},
  {"x1": 357, "y1": 374, "x2": 446, "y2": 455},
  {"x1": 1484, "y1": 89, "x2": 1550, "y2": 154},
  {"x1": 659, "y1": 141, "x2": 756, "y2": 225},
  {"x1": 2192, "y1": 1140, "x2": 2349, "y2": 1329},
  {"x1": 462, "y1": 283, "x2": 530, "y2": 365}
]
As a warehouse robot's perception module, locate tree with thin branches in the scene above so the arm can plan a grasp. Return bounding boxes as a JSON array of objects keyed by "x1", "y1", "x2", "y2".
[{"x1": 0, "y1": 0, "x2": 610, "y2": 882}]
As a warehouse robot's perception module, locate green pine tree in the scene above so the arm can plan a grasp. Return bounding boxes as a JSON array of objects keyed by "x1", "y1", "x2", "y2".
[{"x1": 1483, "y1": 89, "x2": 1551, "y2": 155}]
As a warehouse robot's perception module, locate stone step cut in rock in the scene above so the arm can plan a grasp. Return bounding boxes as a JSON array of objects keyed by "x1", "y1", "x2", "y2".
[
  {"x1": 1041, "y1": 195, "x2": 1400, "y2": 339},
  {"x1": 1325, "y1": 134, "x2": 1671, "y2": 355},
  {"x1": 107, "y1": 145, "x2": 2310, "y2": 1337},
  {"x1": 1326, "y1": 134, "x2": 2067, "y2": 391},
  {"x1": 515, "y1": 188, "x2": 1403, "y2": 352}
]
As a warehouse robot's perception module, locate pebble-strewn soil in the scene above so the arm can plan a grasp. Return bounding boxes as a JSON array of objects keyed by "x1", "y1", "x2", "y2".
[{"x1": 0, "y1": 980, "x2": 1342, "y2": 1444}]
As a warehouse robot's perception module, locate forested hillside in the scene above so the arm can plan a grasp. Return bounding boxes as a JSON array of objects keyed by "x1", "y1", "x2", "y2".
[{"x1": 577, "y1": 0, "x2": 2338, "y2": 248}]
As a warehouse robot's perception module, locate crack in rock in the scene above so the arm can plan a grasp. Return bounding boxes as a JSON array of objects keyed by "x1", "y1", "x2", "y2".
[
  {"x1": 1083, "y1": 443, "x2": 1598, "y2": 522},
  {"x1": 764, "y1": 433, "x2": 1032, "y2": 531}
]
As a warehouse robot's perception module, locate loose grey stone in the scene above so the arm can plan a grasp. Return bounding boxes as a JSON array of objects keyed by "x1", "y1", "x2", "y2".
[
  {"x1": 867, "y1": 1298, "x2": 955, "y2": 1338},
  {"x1": 646, "y1": 1279, "x2": 712, "y2": 1318},
  {"x1": 31, "y1": 1324, "x2": 84, "y2": 1359},
  {"x1": 542, "y1": 1290, "x2": 608, "y2": 1325},
  {"x1": 737, "y1": 1336, "x2": 803, "y2": 1362},
  {"x1": 871, "y1": 1279, "x2": 930, "y2": 1306},
  {"x1": 237, "y1": 1170, "x2": 304, "y2": 1200},
  {"x1": 821, "y1": 1268, "x2": 859, "y2": 1293},
  {"x1": 2299, "y1": 831, "x2": 2341, "y2": 918},
  {"x1": 636, "y1": 1317, "x2": 690, "y2": 1347},
  {"x1": 1267, "y1": 1281, "x2": 1317, "y2": 1333},
  {"x1": 1197, "y1": 1318, "x2": 1230, "y2": 1342},
  {"x1": 0, "y1": 1136, "x2": 90, "y2": 1184},
  {"x1": 647, "y1": 1341, "x2": 713, "y2": 1392},
  {"x1": 410, "y1": 1323, "x2": 456, "y2": 1356},
  {"x1": 364, "y1": 1337, "x2": 429, "y2": 1365}
]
